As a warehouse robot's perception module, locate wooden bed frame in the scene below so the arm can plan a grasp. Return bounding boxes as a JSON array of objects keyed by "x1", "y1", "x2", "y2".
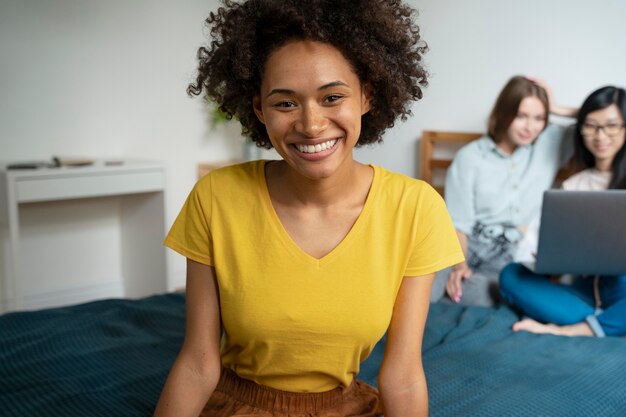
[{"x1": 420, "y1": 130, "x2": 482, "y2": 195}]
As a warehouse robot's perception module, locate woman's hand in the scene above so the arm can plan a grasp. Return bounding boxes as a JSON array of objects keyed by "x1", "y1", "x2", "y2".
[
  {"x1": 527, "y1": 76, "x2": 578, "y2": 118},
  {"x1": 445, "y1": 261, "x2": 473, "y2": 303},
  {"x1": 527, "y1": 76, "x2": 555, "y2": 106}
]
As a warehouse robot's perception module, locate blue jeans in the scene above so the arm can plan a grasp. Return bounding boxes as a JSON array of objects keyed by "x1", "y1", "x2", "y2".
[{"x1": 499, "y1": 263, "x2": 626, "y2": 337}]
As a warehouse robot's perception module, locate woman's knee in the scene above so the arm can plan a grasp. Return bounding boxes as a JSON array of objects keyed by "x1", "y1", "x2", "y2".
[{"x1": 499, "y1": 262, "x2": 527, "y2": 295}]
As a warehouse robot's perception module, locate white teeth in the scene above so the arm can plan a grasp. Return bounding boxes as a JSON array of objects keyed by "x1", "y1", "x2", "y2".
[{"x1": 295, "y1": 139, "x2": 338, "y2": 153}]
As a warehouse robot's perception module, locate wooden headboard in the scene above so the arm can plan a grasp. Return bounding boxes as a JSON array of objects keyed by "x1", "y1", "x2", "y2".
[{"x1": 420, "y1": 130, "x2": 482, "y2": 196}]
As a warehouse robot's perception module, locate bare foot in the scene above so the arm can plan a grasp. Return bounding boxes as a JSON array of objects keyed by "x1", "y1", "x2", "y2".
[
  {"x1": 512, "y1": 318, "x2": 560, "y2": 334},
  {"x1": 512, "y1": 318, "x2": 594, "y2": 337}
]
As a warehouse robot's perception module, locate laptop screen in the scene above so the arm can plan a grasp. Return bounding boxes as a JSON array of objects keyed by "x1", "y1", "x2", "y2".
[{"x1": 535, "y1": 190, "x2": 626, "y2": 276}]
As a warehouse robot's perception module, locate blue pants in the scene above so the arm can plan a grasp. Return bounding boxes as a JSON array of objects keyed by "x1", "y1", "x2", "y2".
[{"x1": 499, "y1": 263, "x2": 626, "y2": 337}]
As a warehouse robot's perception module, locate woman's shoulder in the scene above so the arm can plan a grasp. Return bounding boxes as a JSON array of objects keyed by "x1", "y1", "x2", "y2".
[
  {"x1": 561, "y1": 170, "x2": 587, "y2": 190},
  {"x1": 562, "y1": 168, "x2": 611, "y2": 191},
  {"x1": 375, "y1": 165, "x2": 442, "y2": 202},
  {"x1": 450, "y1": 135, "x2": 492, "y2": 164},
  {"x1": 196, "y1": 160, "x2": 262, "y2": 186},
  {"x1": 377, "y1": 165, "x2": 428, "y2": 187}
]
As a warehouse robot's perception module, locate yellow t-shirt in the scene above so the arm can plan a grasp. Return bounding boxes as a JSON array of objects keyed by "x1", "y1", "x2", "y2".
[{"x1": 165, "y1": 161, "x2": 463, "y2": 392}]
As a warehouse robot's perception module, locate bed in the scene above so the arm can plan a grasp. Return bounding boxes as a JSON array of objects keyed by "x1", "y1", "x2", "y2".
[{"x1": 1, "y1": 293, "x2": 624, "y2": 416}]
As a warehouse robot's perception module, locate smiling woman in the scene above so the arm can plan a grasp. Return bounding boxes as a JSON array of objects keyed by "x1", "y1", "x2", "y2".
[
  {"x1": 499, "y1": 85, "x2": 626, "y2": 338},
  {"x1": 153, "y1": 1, "x2": 464, "y2": 417},
  {"x1": 253, "y1": 41, "x2": 372, "y2": 183}
]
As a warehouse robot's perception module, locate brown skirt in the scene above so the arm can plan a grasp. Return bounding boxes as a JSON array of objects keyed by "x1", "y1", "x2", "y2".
[{"x1": 200, "y1": 368, "x2": 382, "y2": 416}]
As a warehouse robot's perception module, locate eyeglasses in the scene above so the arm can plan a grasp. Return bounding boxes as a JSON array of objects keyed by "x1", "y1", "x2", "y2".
[{"x1": 580, "y1": 122, "x2": 625, "y2": 137}]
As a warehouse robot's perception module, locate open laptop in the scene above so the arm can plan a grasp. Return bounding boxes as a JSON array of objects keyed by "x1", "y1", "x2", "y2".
[{"x1": 525, "y1": 190, "x2": 626, "y2": 276}]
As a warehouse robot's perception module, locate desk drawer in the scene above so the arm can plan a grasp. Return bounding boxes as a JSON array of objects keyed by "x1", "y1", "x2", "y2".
[{"x1": 16, "y1": 170, "x2": 165, "y2": 203}]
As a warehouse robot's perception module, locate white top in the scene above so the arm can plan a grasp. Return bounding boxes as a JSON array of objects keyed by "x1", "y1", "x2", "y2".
[{"x1": 562, "y1": 168, "x2": 611, "y2": 191}]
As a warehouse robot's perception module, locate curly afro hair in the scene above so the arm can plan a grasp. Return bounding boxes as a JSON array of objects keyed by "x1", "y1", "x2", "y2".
[{"x1": 188, "y1": 0, "x2": 428, "y2": 148}]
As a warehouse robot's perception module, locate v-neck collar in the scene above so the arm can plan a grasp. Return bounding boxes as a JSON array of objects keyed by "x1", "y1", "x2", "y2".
[{"x1": 257, "y1": 160, "x2": 379, "y2": 268}]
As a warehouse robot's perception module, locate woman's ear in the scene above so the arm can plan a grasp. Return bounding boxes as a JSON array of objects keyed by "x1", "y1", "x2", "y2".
[
  {"x1": 253, "y1": 95, "x2": 266, "y2": 125},
  {"x1": 361, "y1": 83, "x2": 373, "y2": 115}
]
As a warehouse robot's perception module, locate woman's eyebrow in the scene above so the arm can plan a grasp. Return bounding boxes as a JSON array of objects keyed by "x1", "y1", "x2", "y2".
[
  {"x1": 266, "y1": 88, "x2": 294, "y2": 98},
  {"x1": 266, "y1": 81, "x2": 350, "y2": 98},
  {"x1": 586, "y1": 117, "x2": 621, "y2": 123},
  {"x1": 319, "y1": 81, "x2": 350, "y2": 90}
]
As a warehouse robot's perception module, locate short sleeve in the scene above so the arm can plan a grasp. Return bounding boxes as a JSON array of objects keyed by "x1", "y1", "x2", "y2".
[
  {"x1": 444, "y1": 146, "x2": 476, "y2": 235},
  {"x1": 404, "y1": 185, "x2": 465, "y2": 277},
  {"x1": 164, "y1": 176, "x2": 214, "y2": 266}
]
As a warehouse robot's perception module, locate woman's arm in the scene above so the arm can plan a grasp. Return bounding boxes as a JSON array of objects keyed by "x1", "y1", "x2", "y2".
[
  {"x1": 445, "y1": 231, "x2": 472, "y2": 302},
  {"x1": 153, "y1": 259, "x2": 222, "y2": 417},
  {"x1": 443, "y1": 148, "x2": 476, "y2": 302},
  {"x1": 378, "y1": 273, "x2": 434, "y2": 417},
  {"x1": 528, "y1": 77, "x2": 579, "y2": 118}
]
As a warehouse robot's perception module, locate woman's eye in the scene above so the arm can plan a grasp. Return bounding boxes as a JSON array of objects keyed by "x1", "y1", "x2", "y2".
[
  {"x1": 325, "y1": 94, "x2": 344, "y2": 103},
  {"x1": 273, "y1": 101, "x2": 296, "y2": 108}
]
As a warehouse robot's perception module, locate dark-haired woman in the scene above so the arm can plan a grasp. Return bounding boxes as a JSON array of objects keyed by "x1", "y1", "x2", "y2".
[
  {"x1": 431, "y1": 76, "x2": 577, "y2": 307},
  {"x1": 500, "y1": 86, "x2": 626, "y2": 337},
  {"x1": 153, "y1": 1, "x2": 464, "y2": 416}
]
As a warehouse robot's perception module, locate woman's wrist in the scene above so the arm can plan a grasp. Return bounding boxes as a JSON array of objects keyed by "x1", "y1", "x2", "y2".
[
  {"x1": 550, "y1": 105, "x2": 579, "y2": 118},
  {"x1": 452, "y1": 261, "x2": 468, "y2": 272}
]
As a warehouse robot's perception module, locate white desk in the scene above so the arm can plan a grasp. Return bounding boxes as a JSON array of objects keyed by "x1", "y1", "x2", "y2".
[{"x1": 0, "y1": 160, "x2": 168, "y2": 312}]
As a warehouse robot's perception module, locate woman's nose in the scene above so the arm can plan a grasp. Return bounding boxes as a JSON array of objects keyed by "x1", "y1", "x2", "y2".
[
  {"x1": 529, "y1": 119, "x2": 542, "y2": 131},
  {"x1": 296, "y1": 104, "x2": 328, "y2": 137},
  {"x1": 595, "y1": 127, "x2": 610, "y2": 139}
]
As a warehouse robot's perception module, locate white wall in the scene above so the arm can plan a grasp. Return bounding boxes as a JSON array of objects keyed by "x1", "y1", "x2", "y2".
[
  {"x1": 0, "y1": 0, "x2": 246, "y2": 294},
  {"x1": 1, "y1": 0, "x2": 625, "y2": 299}
]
